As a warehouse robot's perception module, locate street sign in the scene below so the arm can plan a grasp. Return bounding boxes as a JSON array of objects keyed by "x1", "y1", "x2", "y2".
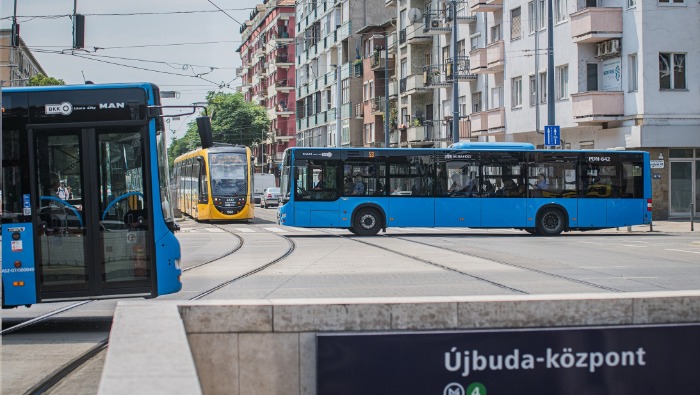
[{"x1": 544, "y1": 125, "x2": 560, "y2": 147}]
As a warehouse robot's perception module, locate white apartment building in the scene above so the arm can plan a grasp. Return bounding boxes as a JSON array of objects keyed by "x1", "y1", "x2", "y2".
[
  {"x1": 294, "y1": 0, "x2": 395, "y2": 147},
  {"x1": 391, "y1": 0, "x2": 699, "y2": 219}
]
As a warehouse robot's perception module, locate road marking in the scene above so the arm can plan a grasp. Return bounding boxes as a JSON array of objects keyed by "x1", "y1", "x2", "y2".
[
  {"x1": 287, "y1": 227, "x2": 315, "y2": 232},
  {"x1": 204, "y1": 228, "x2": 225, "y2": 233},
  {"x1": 665, "y1": 249, "x2": 700, "y2": 255},
  {"x1": 265, "y1": 227, "x2": 288, "y2": 233},
  {"x1": 233, "y1": 228, "x2": 255, "y2": 233}
]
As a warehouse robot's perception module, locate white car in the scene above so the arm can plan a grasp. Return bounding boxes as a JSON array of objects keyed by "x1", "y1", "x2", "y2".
[{"x1": 260, "y1": 187, "x2": 280, "y2": 208}]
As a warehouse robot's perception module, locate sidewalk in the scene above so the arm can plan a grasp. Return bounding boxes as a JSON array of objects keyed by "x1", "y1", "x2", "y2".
[{"x1": 601, "y1": 220, "x2": 698, "y2": 234}]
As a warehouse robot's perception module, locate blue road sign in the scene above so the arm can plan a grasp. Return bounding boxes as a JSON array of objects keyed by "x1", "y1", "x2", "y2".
[{"x1": 544, "y1": 125, "x2": 560, "y2": 146}]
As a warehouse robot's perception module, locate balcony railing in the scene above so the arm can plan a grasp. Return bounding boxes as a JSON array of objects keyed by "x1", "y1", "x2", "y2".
[
  {"x1": 571, "y1": 91, "x2": 624, "y2": 124},
  {"x1": 341, "y1": 102, "x2": 353, "y2": 118},
  {"x1": 486, "y1": 40, "x2": 505, "y2": 72},
  {"x1": 469, "y1": 47, "x2": 487, "y2": 73},
  {"x1": 372, "y1": 97, "x2": 386, "y2": 114},
  {"x1": 570, "y1": 7, "x2": 623, "y2": 43},
  {"x1": 371, "y1": 51, "x2": 394, "y2": 71}
]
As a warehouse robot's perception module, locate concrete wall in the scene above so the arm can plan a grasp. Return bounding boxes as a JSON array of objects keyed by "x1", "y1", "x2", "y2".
[{"x1": 100, "y1": 291, "x2": 700, "y2": 395}]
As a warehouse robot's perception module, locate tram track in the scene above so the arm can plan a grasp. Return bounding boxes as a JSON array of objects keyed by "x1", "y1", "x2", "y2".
[
  {"x1": 10, "y1": 221, "x2": 296, "y2": 395},
  {"x1": 316, "y1": 230, "x2": 624, "y2": 295}
]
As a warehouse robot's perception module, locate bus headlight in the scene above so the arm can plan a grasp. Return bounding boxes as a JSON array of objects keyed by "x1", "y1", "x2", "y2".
[{"x1": 174, "y1": 258, "x2": 181, "y2": 270}]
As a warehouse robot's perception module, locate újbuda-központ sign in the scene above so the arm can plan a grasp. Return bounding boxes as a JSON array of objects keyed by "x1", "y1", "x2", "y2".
[{"x1": 317, "y1": 323, "x2": 700, "y2": 395}]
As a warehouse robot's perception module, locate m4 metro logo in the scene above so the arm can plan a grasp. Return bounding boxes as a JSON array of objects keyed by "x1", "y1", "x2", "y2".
[{"x1": 444, "y1": 382, "x2": 486, "y2": 395}]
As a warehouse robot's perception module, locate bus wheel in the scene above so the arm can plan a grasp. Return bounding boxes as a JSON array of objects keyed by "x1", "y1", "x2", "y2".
[
  {"x1": 353, "y1": 208, "x2": 381, "y2": 236},
  {"x1": 537, "y1": 208, "x2": 565, "y2": 236}
]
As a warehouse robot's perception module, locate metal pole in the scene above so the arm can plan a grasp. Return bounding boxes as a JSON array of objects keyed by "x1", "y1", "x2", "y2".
[
  {"x1": 384, "y1": 36, "x2": 390, "y2": 148},
  {"x1": 534, "y1": 0, "x2": 540, "y2": 139},
  {"x1": 336, "y1": 62, "x2": 342, "y2": 147},
  {"x1": 547, "y1": 0, "x2": 555, "y2": 126},
  {"x1": 451, "y1": 0, "x2": 459, "y2": 144},
  {"x1": 691, "y1": 202, "x2": 695, "y2": 232}
]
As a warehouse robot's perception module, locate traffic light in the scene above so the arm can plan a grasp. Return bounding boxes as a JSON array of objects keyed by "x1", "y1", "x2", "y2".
[
  {"x1": 73, "y1": 14, "x2": 85, "y2": 49},
  {"x1": 11, "y1": 22, "x2": 19, "y2": 47}
]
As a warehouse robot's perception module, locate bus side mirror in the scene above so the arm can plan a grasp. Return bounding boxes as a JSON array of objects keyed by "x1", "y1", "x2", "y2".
[{"x1": 196, "y1": 117, "x2": 213, "y2": 149}]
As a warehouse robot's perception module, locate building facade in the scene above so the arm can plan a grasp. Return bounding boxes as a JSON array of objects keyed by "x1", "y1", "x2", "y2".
[
  {"x1": 294, "y1": 0, "x2": 395, "y2": 147},
  {"x1": 0, "y1": 29, "x2": 46, "y2": 87},
  {"x1": 237, "y1": 0, "x2": 297, "y2": 174},
  {"x1": 384, "y1": 0, "x2": 699, "y2": 219}
]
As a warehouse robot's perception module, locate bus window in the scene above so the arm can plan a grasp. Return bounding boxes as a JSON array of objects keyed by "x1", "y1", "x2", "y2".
[
  {"x1": 343, "y1": 161, "x2": 384, "y2": 196},
  {"x1": 388, "y1": 156, "x2": 434, "y2": 196},
  {"x1": 529, "y1": 152, "x2": 578, "y2": 198},
  {"x1": 481, "y1": 152, "x2": 524, "y2": 197},
  {"x1": 295, "y1": 160, "x2": 341, "y2": 200}
]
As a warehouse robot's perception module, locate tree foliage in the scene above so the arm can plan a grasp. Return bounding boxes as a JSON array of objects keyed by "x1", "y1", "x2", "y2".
[
  {"x1": 167, "y1": 92, "x2": 270, "y2": 169},
  {"x1": 27, "y1": 74, "x2": 65, "y2": 86}
]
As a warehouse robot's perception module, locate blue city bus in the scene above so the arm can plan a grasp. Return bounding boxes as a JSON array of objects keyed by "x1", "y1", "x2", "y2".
[
  {"x1": 1, "y1": 83, "x2": 193, "y2": 308},
  {"x1": 277, "y1": 143, "x2": 652, "y2": 236}
]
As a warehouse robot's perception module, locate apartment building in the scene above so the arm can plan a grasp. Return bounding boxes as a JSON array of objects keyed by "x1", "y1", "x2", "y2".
[
  {"x1": 294, "y1": 0, "x2": 395, "y2": 147},
  {"x1": 388, "y1": 0, "x2": 699, "y2": 219},
  {"x1": 0, "y1": 29, "x2": 46, "y2": 87},
  {"x1": 237, "y1": 0, "x2": 297, "y2": 173}
]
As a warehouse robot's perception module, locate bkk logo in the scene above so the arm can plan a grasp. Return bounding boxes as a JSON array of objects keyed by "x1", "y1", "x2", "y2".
[{"x1": 45, "y1": 102, "x2": 73, "y2": 115}]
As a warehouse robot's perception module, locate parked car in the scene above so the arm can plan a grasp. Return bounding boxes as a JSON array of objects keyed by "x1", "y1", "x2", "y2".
[{"x1": 260, "y1": 187, "x2": 281, "y2": 208}]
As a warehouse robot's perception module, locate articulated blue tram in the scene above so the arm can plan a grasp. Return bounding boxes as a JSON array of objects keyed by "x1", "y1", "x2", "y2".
[{"x1": 1, "y1": 83, "x2": 194, "y2": 308}]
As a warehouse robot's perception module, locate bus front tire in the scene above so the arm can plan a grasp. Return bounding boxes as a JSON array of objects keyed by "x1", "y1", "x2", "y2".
[
  {"x1": 353, "y1": 208, "x2": 382, "y2": 236},
  {"x1": 537, "y1": 207, "x2": 565, "y2": 236}
]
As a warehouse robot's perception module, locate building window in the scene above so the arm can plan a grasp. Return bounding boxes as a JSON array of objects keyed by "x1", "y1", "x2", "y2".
[
  {"x1": 539, "y1": 72, "x2": 547, "y2": 103},
  {"x1": 442, "y1": 45, "x2": 450, "y2": 64},
  {"x1": 554, "y1": 0, "x2": 567, "y2": 23},
  {"x1": 512, "y1": 77, "x2": 523, "y2": 108},
  {"x1": 400, "y1": 59, "x2": 408, "y2": 79},
  {"x1": 459, "y1": 96, "x2": 467, "y2": 117},
  {"x1": 587, "y1": 63, "x2": 598, "y2": 91},
  {"x1": 658, "y1": 0, "x2": 684, "y2": 3},
  {"x1": 470, "y1": 34, "x2": 480, "y2": 50},
  {"x1": 472, "y1": 92, "x2": 482, "y2": 113},
  {"x1": 628, "y1": 0, "x2": 636, "y2": 7},
  {"x1": 363, "y1": 82, "x2": 369, "y2": 101},
  {"x1": 511, "y1": 7, "x2": 522, "y2": 40},
  {"x1": 342, "y1": 79, "x2": 350, "y2": 103},
  {"x1": 490, "y1": 24, "x2": 502, "y2": 43},
  {"x1": 528, "y1": 2, "x2": 536, "y2": 34},
  {"x1": 556, "y1": 65, "x2": 568, "y2": 100},
  {"x1": 364, "y1": 123, "x2": 371, "y2": 144},
  {"x1": 628, "y1": 53, "x2": 638, "y2": 92},
  {"x1": 457, "y1": 40, "x2": 466, "y2": 57},
  {"x1": 538, "y1": 0, "x2": 547, "y2": 30},
  {"x1": 341, "y1": 120, "x2": 350, "y2": 145},
  {"x1": 529, "y1": 75, "x2": 537, "y2": 106},
  {"x1": 369, "y1": 80, "x2": 374, "y2": 99},
  {"x1": 659, "y1": 53, "x2": 686, "y2": 90}
]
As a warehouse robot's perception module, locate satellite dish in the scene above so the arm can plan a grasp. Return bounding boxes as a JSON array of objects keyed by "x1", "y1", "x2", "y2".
[{"x1": 407, "y1": 8, "x2": 422, "y2": 23}]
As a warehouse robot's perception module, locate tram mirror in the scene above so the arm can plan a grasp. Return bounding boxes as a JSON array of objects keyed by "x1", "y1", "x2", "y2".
[{"x1": 196, "y1": 116, "x2": 214, "y2": 149}]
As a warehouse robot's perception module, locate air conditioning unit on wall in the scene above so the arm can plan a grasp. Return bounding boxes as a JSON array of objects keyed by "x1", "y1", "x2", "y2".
[
  {"x1": 595, "y1": 42, "x2": 605, "y2": 58},
  {"x1": 608, "y1": 39, "x2": 621, "y2": 56}
]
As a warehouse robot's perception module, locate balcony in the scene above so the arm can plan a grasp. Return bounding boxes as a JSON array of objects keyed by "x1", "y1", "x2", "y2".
[
  {"x1": 406, "y1": 25, "x2": 432, "y2": 44},
  {"x1": 423, "y1": 10, "x2": 451, "y2": 35},
  {"x1": 371, "y1": 51, "x2": 394, "y2": 71},
  {"x1": 486, "y1": 40, "x2": 505, "y2": 72},
  {"x1": 401, "y1": 75, "x2": 431, "y2": 95},
  {"x1": 275, "y1": 54, "x2": 293, "y2": 67},
  {"x1": 423, "y1": 65, "x2": 451, "y2": 88},
  {"x1": 341, "y1": 102, "x2": 353, "y2": 119},
  {"x1": 371, "y1": 97, "x2": 385, "y2": 114},
  {"x1": 274, "y1": 79, "x2": 291, "y2": 91},
  {"x1": 571, "y1": 91, "x2": 624, "y2": 124},
  {"x1": 469, "y1": 47, "x2": 487, "y2": 74},
  {"x1": 486, "y1": 107, "x2": 505, "y2": 131},
  {"x1": 469, "y1": 110, "x2": 488, "y2": 133},
  {"x1": 407, "y1": 124, "x2": 427, "y2": 142},
  {"x1": 570, "y1": 7, "x2": 623, "y2": 44},
  {"x1": 469, "y1": 0, "x2": 503, "y2": 13},
  {"x1": 337, "y1": 21, "x2": 352, "y2": 42}
]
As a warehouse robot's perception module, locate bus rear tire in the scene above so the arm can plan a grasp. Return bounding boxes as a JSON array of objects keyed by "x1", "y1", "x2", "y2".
[
  {"x1": 353, "y1": 208, "x2": 382, "y2": 236},
  {"x1": 537, "y1": 207, "x2": 565, "y2": 236}
]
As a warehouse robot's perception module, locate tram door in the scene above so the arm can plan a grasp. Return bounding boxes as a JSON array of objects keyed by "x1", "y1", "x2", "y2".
[{"x1": 30, "y1": 127, "x2": 152, "y2": 300}]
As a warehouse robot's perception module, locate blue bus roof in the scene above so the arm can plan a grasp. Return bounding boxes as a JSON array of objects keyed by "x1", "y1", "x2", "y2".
[
  {"x1": 449, "y1": 142, "x2": 535, "y2": 150},
  {"x1": 2, "y1": 82, "x2": 158, "y2": 93}
]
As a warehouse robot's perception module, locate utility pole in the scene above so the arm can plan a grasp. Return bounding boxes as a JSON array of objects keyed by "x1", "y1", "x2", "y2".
[
  {"x1": 547, "y1": 0, "x2": 555, "y2": 127},
  {"x1": 451, "y1": 0, "x2": 459, "y2": 144},
  {"x1": 384, "y1": 35, "x2": 390, "y2": 148},
  {"x1": 335, "y1": 62, "x2": 342, "y2": 147}
]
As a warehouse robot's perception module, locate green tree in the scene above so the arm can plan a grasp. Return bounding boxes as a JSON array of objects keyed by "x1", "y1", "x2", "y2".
[
  {"x1": 167, "y1": 92, "x2": 270, "y2": 169},
  {"x1": 27, "y1": 74, "x2": 65, "y2": 86}
]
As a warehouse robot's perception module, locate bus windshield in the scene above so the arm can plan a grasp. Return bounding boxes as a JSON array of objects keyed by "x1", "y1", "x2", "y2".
[{"x1": 209, "y1": 153, "x2": 247, "y2": 196}]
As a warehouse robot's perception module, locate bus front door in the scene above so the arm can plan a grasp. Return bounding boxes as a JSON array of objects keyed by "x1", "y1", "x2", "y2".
[{"x1": 30, "y1": 128, "x2": 152, "y2": 302}]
